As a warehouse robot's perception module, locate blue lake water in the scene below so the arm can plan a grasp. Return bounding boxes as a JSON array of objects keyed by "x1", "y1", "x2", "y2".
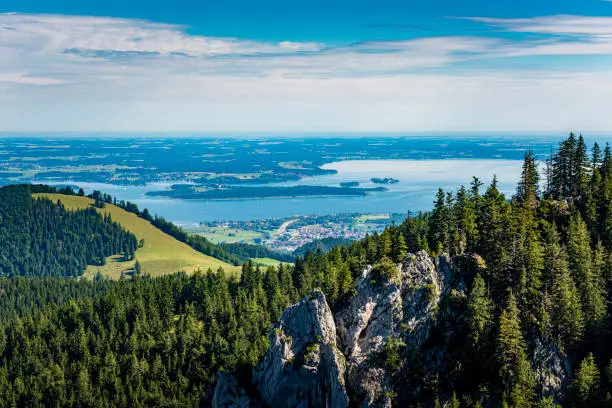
[{"x1": 59, "y1": 159, "x2": 523, "y2": 224}]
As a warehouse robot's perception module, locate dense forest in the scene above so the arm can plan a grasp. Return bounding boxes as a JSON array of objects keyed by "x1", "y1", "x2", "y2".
[
  {"x1": 219, "y1": 242, "x2": 295, "y2": 263},
  {"x1": 88, "y1": 188, "x2": 292, "y2": 265},
  {"x1": 292, "y1": 236, "x2": 353, "y2": 256},
  {"x1": 0, "y1": 185, "x2": 137, "y2": 278},
  {"x1": 0, "y1": 133, "x2": 611, "y2": 407},
  {"x1": 33, "y1": 185, "x2": 291, "y2": 265}
]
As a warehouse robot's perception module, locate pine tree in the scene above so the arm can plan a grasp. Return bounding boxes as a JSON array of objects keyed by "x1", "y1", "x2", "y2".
[
  {"x1": 449, "y1": 392, "x2": 461, "y2": 408},
  {"x1": 517, "y1": 150, "x2": 539, "y2": 210},
  {"x1": 429, "y1": 188, "x2": 449, "y2": 254},
  {"x1": 455, "y1": 185, "x2": 479, "y2": 253},
  {"x1": 574, "y1": 135, "x2": 590, "y2": 200},
  {"x1": 568, "y1": 214, "x2": 606, "y2": 330},
  {"x1": 593, "y1": 143, "x2": 602, "y2": 168},
  {"x1": 134, "y1": 260, "x2": 142, "y2": 275},
  {"x1": 377, "y1": 230, "x2": 393, "y2": 261},
  {"x1": 467, "y1": 273, "x2": 494, "y2": 348},
  {"x1": 545, "y1": 223, "x2": 584, "y2": 350},
  {"x1": 574, "y1": 353, "x2": 601, "y2": 406},
  {"x1": 478, "y1": 176, "x2": 511, "y2": 297},
  {"x1": 521, "y1": 225, "x2": 544, "y2": 323},
  {"x1": 391, "y1": 229, "x2": 408, "y2": 263},
  {"x1": 497, "y1": 293, "x2": 535, "y2": 407}
]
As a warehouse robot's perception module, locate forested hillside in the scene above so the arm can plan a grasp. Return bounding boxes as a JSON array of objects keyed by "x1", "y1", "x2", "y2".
[
  {"x1": 61, "y1": 186, "x2": 292, "y2": 266},
  {"x1": 35, "y1": 192, "x2": 241, "y2": 278},
  {"x1": 0, "y1": 185, "x2": 137, "y2": 278},
  {"x1": 0, "y1": 133, "x2": 611, "y2": 407}
]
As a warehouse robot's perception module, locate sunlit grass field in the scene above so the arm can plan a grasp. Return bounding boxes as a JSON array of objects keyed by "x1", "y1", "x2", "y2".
[
  {"x1": 34, "y1": 193, "x2": 241, "y2": 279},
  {"x1": 189, "y1": 226, "x2": 264, "y2": 244}
]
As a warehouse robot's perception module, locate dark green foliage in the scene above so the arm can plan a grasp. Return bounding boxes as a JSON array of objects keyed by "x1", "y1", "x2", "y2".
[
  {"x1": 220, "y1": 241, "x2": 294, "y2": 262},
  {"x1": 0, "y1": 185, "x2": 137, "y2": 278},
  {"x1": 0, "y1": 277, "x2": 115, "y2": 320},
  {"x1": 1, "y1": 133, "x2": 612, "y2": 407},
  {"x1": 573, "y1": 353, "x2": 601, "y2": 406},
  {"x1": 293, "y1": 237, "x2": 353, "y2": 257},
  {"x1": 383, "y1": 336, "x2": 405, "y2": 372},
  {"x1": 0, "y1": 269, "x2": 297, "y2": 407},
  {"x1": 497, "y1": 293, "x2": 535, "y2": 407}
]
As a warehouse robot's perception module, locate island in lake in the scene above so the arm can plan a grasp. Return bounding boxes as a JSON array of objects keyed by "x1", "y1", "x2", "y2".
[
  {"x1": 371, "y1": 177, "x2": 400, "y2": 184},
  {"x1": 340, "y1": 181, "x2": 360, "y2": 187},
  {"x1": 146, "y1": 184, "x2": 386, "y2": 200}
]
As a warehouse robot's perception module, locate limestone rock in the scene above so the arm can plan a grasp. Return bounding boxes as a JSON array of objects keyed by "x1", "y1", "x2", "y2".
[
  {"x1": 334, "y1": 250, "x2": 452, "y2": 407},
  {"x1": 252, "y1": 289, "x2": 349, "y2": 408},
  {"x1": 400, "y1": 251, "x2": 452, "y2": 349},
  {"x1": 532, "y1": 338, "x2": 571, "y2": 402},
  {"x1": 335, "y1": 265, "x2": 402, "y2": 407}
]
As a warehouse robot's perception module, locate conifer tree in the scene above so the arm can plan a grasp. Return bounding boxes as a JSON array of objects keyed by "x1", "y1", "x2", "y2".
[
  {"x1": 574, "y1": 135, "x2": 590, "y2": 200},
  {"x1": 574, "y1": 353, "x2": 601, "y2": 406},
  {"x1": 544, "y1": 223, "x2": 584, "y2": 350},
  {"x1": 497, "y1": 293, "x2": 535, "y2": 407},
  {"x1": 391, "y1": 229, "x2": 408, "y2": 263},
  {"x1": 429, "y1": 188, "x2": 449, "y2": 254},
  {"x1": 568, "y1": 214, "x2": 606, "y2": 330},
  {"x1": 455, "y1": 185, "x2": 479, "y2": 253},
  {"x1": 467, "y1": 273, "x2": 494, "y2": 348},
  {"x1": 517, "y1": 150, "x2": 539, "y2": 210}
]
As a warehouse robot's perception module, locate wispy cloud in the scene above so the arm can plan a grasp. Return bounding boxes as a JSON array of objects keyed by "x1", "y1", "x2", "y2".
[
  {"x1": 1, "y1": 12, "x2": 612, "y2": 131},
  {"x1": 468, "y1": 15, "x2": 612, "y2": 36}
]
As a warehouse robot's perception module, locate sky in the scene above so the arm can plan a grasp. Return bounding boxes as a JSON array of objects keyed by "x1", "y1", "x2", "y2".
[{"x1": 1, "y1": 0, "x2": 612, "y2": 132}]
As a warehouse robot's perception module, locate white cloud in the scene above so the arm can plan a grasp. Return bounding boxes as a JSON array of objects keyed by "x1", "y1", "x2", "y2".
[
  {"x1": 0, "y1": 72, "x2": 71, "y2": 85},
  {"x1": 468, "y1": 15, "x2": 612, "y2": 36},
  {"x1": 2, "y1": 12, "x2": 612, "y2": 131}
]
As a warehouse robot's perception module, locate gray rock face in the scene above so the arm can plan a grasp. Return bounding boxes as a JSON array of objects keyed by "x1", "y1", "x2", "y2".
[
  {"x1": 335, "y1": 265, "x2": 402, "y2": 407},
  {"x1": 532, "y1": 338, "x2": 571, "y2": 402},
  {"x1": 400, "y1": 252, "x2": 452, "y2": 348},
  {"x1": 252, "y1": 289, "x2": 349, "y2": 408},
  {"x1": 334, "y1": 250, "x2": 452, "y2": 407},
  {"x1": 212, "y1": 250, "x2": 572, "y2": 407},
  {"x1": 211, "y1": 372, "x2": 253, "y2": 408}
]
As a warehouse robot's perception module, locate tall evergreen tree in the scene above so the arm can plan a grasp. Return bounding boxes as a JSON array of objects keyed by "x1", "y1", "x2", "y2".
[
  {"x1": 574, "y1": 353, "x2": 601, "y2": 407},
  {"x1": 497, "y1": 293, "x2": 535, "y2": 407},
  {"x1": 517, "y1": 150, "x2": 539, "y2": 210},
  {"x1": 544, "y1": 223, "x2": 584, "y2": 350},
  {"x1": 568, "y1": 214, "x2": 606, "y2": 330}
]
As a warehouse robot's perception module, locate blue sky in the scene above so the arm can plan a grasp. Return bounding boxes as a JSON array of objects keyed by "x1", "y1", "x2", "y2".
[{"x1": 1, "y1": 0, "x2": 612, "y2": 132}]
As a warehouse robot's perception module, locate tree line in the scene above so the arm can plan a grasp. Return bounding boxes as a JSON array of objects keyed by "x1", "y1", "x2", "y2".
[
  {"x1": 0, "y1": 133, "x2": 611, "y2": 406},
  {"x1": 0, "y1": 185, "x2": 137, "y2": 278},
  {"x1": 35, "y1": 184, "x2": 292, "y2": 265}
]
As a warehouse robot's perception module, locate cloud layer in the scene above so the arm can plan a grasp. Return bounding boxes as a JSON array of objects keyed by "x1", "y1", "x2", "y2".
[{"x1": 2, "y1": 12, "x2": 612, "y2": 131}]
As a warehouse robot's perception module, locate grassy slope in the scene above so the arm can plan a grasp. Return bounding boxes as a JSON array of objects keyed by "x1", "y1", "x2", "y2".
[
  {"x1": 189, "y1": 227, "x2": 264, "y2": 244},
  {"x1": 34, "y1": 194, "x2": 241, "y2": 279}
]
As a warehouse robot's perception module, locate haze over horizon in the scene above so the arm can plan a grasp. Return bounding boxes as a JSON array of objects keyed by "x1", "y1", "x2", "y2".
[{"x1": 2, "y1": 0, "x2": 612, "y2": 132}]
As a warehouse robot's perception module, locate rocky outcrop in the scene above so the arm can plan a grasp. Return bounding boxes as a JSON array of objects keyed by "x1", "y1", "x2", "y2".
[
  {"x1": 211, "y1": 251, "x2": 456, "y2": 407},
  {"x1": 532, "y1": 338, "x2": 571, "y2": 403},
  {"x1": 252, "y1": 289, "x2": 349, "y2": 408},
  {"x1": 210, "y1": 249, "x2": 575, "y2": 407},
  {"x1": 400, "y1": 252, "x2": 452, "y2": 348},
  {"x1": 334, "y1": 251, "x2": 452, "y2": 407},
  {"x1": 335, "y1": 264, "x2": 402, "y2": 407},
  {"x1": 211, "y1": 372, "x2": 253, "y2": 408}
]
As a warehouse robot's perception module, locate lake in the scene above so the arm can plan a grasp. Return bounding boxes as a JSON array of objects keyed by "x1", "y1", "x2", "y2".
[{"x1": 57, "y1": 159, "x2": 523, "y2": 224}]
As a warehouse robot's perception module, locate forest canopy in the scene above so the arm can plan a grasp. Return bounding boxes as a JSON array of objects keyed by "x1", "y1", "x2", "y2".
[{"x1": 0, "y1": 133, "x2": 611, "y2": 407}]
